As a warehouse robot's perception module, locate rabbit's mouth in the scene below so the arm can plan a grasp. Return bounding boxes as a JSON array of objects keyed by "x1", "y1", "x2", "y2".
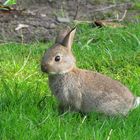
[
  {"x1": 41, "y1": 61, "x2": 75, "y2": 75},
  {"x1": 41, "y1": 65, "x2": 65, "y2": 75},
  {"x1": 41, "y1": 64, "x2": 48, "y2": 73}
]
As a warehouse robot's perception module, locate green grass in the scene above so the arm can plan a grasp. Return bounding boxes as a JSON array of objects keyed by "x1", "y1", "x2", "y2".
[{"x1": 0, "y1": 24, "x2": 140, "y2": 140}]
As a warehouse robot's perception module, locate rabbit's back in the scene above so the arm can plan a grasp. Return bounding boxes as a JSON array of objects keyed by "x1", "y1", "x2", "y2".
[{"x1": 78, "y1": 69, "x2": 134, "y2": 115}]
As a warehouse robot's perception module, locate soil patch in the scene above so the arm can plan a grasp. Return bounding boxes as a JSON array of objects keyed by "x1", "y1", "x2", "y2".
[{"x1": 0, "y1": 0, "x2": 139, "y2": 43}]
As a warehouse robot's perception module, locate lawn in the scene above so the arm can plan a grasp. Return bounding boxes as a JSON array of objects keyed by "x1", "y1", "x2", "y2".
[{"x1": 0, "y1": 24, "x2": 140, "y2": 140}]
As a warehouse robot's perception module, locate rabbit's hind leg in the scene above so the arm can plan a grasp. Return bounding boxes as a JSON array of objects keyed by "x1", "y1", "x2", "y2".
[{"x1": 97, "y1": 100, "x2": 130, "y2": 116}]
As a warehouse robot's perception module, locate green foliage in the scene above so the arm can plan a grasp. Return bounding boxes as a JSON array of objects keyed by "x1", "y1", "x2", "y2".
[
  {"x1": 4, "y1": 0, "x2": 16, "y2": 5},
  {"x1": 0, "y1": 24, "x2": 140, "y2": 140}
]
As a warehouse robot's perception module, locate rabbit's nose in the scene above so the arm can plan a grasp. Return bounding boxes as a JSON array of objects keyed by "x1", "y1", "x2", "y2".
[{"x1": 41, "y1": 64, "x2": 48, "y2": 73}]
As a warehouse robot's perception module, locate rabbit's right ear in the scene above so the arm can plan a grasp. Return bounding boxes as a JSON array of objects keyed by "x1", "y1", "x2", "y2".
[
  {"x1": 55, "y1": 27, "x2": 71, "y2": 44},
  {"x1": 55, "y1": 27, "x2": 76, "y2": 50},
  {"x1": 61, "y1": 27, "x2": 76, "y2": 50}
]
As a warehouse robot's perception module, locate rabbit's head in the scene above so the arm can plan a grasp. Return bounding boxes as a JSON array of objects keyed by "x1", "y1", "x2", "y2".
[{"x1": 41, "y1": 27, "x2": 76, "y2": 75}]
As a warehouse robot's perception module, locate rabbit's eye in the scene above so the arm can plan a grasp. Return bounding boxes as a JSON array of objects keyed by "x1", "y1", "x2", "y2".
[{"x1": 55, "y1": 55, "x2": 61, "y2": 62}]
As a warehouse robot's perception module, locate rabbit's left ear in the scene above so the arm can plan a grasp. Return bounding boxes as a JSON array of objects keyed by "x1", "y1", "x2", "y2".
[{"x1": 61, "y1": 27, "x2": 76, "y2": 50}]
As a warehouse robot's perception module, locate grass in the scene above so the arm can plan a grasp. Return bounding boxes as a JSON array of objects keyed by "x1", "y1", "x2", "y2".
[{"x1": 0, "y1": 23, "x2": 140, "y2": 140}]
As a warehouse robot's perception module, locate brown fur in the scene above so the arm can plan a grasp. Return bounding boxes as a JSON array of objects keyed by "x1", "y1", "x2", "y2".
[{"x1": 41, "y1": 27, "x2": 139, "y2": 116}]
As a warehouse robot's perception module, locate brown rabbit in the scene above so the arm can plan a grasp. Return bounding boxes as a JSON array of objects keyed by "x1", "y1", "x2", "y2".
[{"x1": 41, "y1": 27, "x2": 140, "y2": 116}]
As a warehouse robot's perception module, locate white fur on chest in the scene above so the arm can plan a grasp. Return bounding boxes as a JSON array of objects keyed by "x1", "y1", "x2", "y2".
[{"x1": 49, "y1": 74, "x2": 82, "y2": 110}]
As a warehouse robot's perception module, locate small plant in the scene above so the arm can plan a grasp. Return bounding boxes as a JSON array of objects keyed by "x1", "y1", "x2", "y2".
[{"x1": 4, "y1": 0, "x2": 16, "y2": 5}]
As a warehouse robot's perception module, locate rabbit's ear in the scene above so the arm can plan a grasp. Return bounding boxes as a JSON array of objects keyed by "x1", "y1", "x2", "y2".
[
  {"x1": 61, "y1": 27, "x2": 76, "y2": 50},
  {"x1": 55, "y1": 27, "x2": 71, "y2": 44}
]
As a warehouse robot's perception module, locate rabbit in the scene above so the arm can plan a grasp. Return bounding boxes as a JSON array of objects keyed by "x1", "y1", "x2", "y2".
[{"x1": 41, "y1": 27, "x2": 140, "y2": 116}]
